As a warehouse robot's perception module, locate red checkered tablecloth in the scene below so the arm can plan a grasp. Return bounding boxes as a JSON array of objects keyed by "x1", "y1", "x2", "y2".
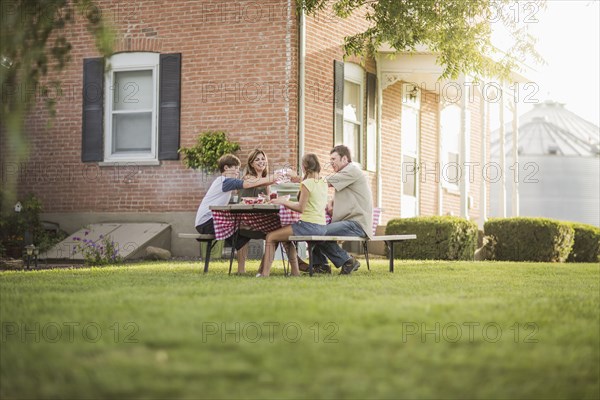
[{"x1": 211, "y1": 205, "x2": 301, "y2": 240}]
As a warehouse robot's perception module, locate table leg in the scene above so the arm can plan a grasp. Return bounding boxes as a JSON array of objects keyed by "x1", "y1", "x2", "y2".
[
  {"x1": 228, "y1": 214, "x2": 240, "y2": 275},
  {"x1": 280, "y1": 244, "x2": 288, "y2": 277},
  {"x1": 309, "y1": 243, "x2": 314, "y2": 277},
  {"x1": 386, "y1": 241, "x2": 395, "y2": 273},
  {"x1": 363, "y1": 241, "x2": 371, "y2": 271},
  {"x1": 203, "y1": 240, "x2": 212, "y2": 273}
]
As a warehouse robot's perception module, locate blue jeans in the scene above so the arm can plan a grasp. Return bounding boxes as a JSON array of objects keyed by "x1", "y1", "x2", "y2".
[{"x1": 311, "y1": 220, "x2": 366, "y2": 268}]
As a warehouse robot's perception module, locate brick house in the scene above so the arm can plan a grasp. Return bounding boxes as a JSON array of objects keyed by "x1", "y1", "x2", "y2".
[{"x1": 2, "y1": 0, "x2": 525, "y2": 256}]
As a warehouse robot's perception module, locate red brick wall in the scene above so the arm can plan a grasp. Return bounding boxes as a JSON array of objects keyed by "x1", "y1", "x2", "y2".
[
  {"x1": 5, "y1": 0, "x2": 298, "y2": 213},
  {"x1": 419, "y1": 89, "x2": 440, "y2": 217},
  {"x1": 440, "y1": 86, "x2": 486, "y2": 223},
  {"x1": 379, "y1": 82, "x2": 403, "y2": 223},
  {"x1": 303, "y1": 5, "x2": 378, "y2": 197}
]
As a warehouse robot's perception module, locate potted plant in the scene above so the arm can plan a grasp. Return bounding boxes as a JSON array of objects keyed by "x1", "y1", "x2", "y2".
[{"x1": 178, "y1": 130, "x2": 241, "y2": 172}]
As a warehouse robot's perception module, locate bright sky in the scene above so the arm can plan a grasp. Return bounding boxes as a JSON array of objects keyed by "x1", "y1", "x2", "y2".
[{"x1": 512, "y1": 0, "x2": 600, "y2": 125}]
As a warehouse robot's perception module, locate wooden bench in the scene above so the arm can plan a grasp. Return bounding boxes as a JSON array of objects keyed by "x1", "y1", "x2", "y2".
[
  {"x1": 288, "y1": 234, "x2": 417, "y2": 275},
  {"x1": 179, "y1": 232, "x2": 290, "y2": 276},
  {"x1": 178, "y1": 233, "x2": 217, "y2": 273}
]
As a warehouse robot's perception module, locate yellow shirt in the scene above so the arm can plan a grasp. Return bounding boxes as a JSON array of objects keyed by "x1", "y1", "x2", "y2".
[{"x1": 300, "y1": 177, "x2": 328, "y2": 224}]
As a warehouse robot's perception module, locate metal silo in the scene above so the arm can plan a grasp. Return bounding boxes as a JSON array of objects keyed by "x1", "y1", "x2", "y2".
[{"x1": 490, "y1": 101, "x2": 600, "y2": 227}]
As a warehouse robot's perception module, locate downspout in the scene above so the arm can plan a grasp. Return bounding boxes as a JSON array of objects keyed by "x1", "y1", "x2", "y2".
[
  {"x1": 375, "y1": 54, "x2": 383, "y2": 209},
  {"x1": 297, "y1": 2, "x2": 306, "y2": 169}
]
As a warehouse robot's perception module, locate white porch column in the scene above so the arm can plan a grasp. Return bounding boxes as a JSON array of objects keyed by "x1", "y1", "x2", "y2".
[
  {"x1": 479, "y1": 85, "x2": 488, "y2": 229},
  {"x1": 499, "y1": 82, "x2": 507, "y2": 217},
  {"x1": 437, "y1": 100, "x2": 444, "y2": 215},
  {"x1": 459, "y1": 75, "x2": 469, "y2": 219},
  {"x1": 511, "y1": 98, "x2": 519, "y2": 216}
]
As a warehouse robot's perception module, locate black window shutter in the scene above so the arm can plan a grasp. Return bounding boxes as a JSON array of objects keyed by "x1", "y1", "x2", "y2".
[
  {"x1": 81, "y1": 58, "x2": 104, "y2": 162},
  {"x1": 333, "y1": 60, "x2": 344, "y2": 145},
  {"x1": 158, "y1": 53, "x2": 182, "y2": 160}
]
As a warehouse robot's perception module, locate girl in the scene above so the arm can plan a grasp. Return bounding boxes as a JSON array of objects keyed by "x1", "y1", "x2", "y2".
[{"x1": 257, "y1": 153, "x2": 328, "y2": 277}]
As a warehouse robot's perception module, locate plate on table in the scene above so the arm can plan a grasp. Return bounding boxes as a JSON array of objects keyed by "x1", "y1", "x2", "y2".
[{"x1": 269, "y1": 194, "x2": 290, "y2": 203}]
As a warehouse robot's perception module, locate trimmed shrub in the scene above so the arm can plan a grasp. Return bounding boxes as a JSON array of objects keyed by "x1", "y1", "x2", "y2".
[
  {"x1": 567, "y1": 223, "x2": 600, "y2": 263},
  {"x1": 484, "y1": 217, "x2": 574, "y2": 262},
  {"x1": 385, "y1": 216, "x2": 478, "y2": 260}
]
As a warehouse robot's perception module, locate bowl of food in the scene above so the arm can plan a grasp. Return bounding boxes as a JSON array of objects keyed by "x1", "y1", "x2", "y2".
[{"x1": 241, "y1": 197, "x2": 266, "y2": 205}]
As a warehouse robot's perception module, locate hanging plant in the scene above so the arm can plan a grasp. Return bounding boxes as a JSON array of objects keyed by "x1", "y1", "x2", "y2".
[{"x1": 178, "y1": 131, "x2": 241, "y2": 172}]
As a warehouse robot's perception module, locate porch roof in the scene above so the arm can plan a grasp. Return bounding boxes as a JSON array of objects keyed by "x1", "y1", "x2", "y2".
[{"x1": 376, "y1": 44, "x2": 531, "y2": 89}]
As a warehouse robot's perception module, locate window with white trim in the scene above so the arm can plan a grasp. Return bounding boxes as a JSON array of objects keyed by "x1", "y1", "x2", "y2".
[
  {"x1": 441, "y1": 104, "x2": 461, "y2": 189},
  {"x1": 341, "y1": 63, "x2": 364, "y2": 164},
  {"x1": 401, "y1": 83, "x2": 421, "y2": 218},
  {"x1": 104, "y1": 52, "x2": 159, "y2": 162}
]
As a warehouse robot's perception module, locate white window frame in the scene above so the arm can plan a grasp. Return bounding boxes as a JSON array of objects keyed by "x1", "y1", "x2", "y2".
[
  {"x1": 103, "y1": 52, "x2": 160, "y2": 163},
  {"x1": 401, "y1": 83, "x2": 421, "y2": 218},
  {"x1": 440, "y1": 104, "x2": 461, "y2": 191},
  {"x1": 342, "y1": 63, "x2": 365, "y2": 165}
]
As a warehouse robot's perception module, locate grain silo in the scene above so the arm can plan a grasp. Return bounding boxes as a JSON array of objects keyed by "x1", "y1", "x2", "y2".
[{"x1": 490, "y1": 100, "x2": 600, "y2": 226}]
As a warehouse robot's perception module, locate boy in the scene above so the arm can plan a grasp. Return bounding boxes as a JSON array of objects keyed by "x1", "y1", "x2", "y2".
[{"x1": 194, "y1": 154, "x2": 277, "y2": 252}]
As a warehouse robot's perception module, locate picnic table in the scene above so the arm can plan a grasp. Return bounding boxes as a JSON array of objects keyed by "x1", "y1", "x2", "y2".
[{"x1": 210, "y1": 204, "x2": 302, "y2": 273}]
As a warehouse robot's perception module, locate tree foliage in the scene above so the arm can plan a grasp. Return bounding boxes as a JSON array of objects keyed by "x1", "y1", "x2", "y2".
[
  {"x1": 300, "y1": 0, "x2": 545, "y2": 80},
  {"x1": 0, "y1": 0, "x2": 114, "y2": 209},
  {"x1": 178, "y1": 131, "x2": 241, "y2": 173}
]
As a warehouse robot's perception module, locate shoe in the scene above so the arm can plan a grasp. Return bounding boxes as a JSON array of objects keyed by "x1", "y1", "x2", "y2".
[
  {"x1": 340, "y1": 256, "x2": 360, "y2": 275},
  {"x1": 314, "y1": 264, "x2": 332, "y2": 274},
  {"x1": 299, "y1": 262, "x2": 331, "y2": 274},
  {"x1": 298, "y1": 259, "x2": 311, "y2": 273}
]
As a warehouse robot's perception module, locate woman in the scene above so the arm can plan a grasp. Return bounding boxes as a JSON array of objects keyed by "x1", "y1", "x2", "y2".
[
  {"x1": 257, "y1": 153, "x2": 328, "y2": 277},
  {"x1": 236, "y1": 149, "x2": 270, "y2": 273},
  {"x1": 239, "y1": 149, "x2": 270, "y2": 199}
]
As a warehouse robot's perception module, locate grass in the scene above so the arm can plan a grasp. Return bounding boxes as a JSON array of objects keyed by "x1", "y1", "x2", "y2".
[{"x1": 1, "y1": 259, "x2": 599, "y2": 399}]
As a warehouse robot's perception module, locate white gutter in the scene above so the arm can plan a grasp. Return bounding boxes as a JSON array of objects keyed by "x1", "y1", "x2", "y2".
[
  {"x1": 375, "y1": 54, "x2": 383, "y2": 209},
  {"x1": 297, "y1": 3, "x2": 306, "y2": 169}
]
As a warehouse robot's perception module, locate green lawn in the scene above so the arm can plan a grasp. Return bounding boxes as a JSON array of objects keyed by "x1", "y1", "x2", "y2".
[{"x1": 1, "y1": 260, "x2": 598, "y2": 399}]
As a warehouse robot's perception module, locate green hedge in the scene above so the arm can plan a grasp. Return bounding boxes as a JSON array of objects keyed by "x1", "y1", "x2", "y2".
[
  {"x1": 484, "y1": 217, "x2": 574, "y2": 262},
  {"x1": 385, "y1": 216, "x2": 478, "y2": 260},
  {"x1": 566, "y1": 223, "x2": 600, "y2": 263}
]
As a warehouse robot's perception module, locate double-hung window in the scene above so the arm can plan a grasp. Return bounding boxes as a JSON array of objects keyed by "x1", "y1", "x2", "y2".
[
  {"x1": 401, "y1": 83, "x2": 421, "y2": 217},
  {"x1": 441, "y1": 104, "x2": 461, "y2": 189},
  {"x1": 341, "y1": 63, "x2": 364, "y2": 163},
  {"x1": 104, "y1": 53, "x2": 159, "y2": 162},
  {"x1": 333, "y1": 61, "x2": 377, "y2": 168},
  {"x1": 81, "y1": 52, "x2": 181, "y2": 164}
]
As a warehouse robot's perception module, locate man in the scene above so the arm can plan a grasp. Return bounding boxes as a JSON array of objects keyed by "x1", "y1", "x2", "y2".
[{"x1": 304, "y1": 145, "x2": 373, "y2": 275}]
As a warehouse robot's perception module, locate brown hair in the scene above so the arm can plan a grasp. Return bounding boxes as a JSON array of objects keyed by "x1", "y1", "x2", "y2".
[
  {"x1": 302, "y1": 153, "x2": 321, "y2": 180},
  {"x1": 245, "y1": 149, "x2": 268, "y2": 178},
  {"x1": 330, "y1": 145, "x2": 352, "y2": 163},
  {"x1": 217, "y1": 154, "x2": 241, "y2": 173}
]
